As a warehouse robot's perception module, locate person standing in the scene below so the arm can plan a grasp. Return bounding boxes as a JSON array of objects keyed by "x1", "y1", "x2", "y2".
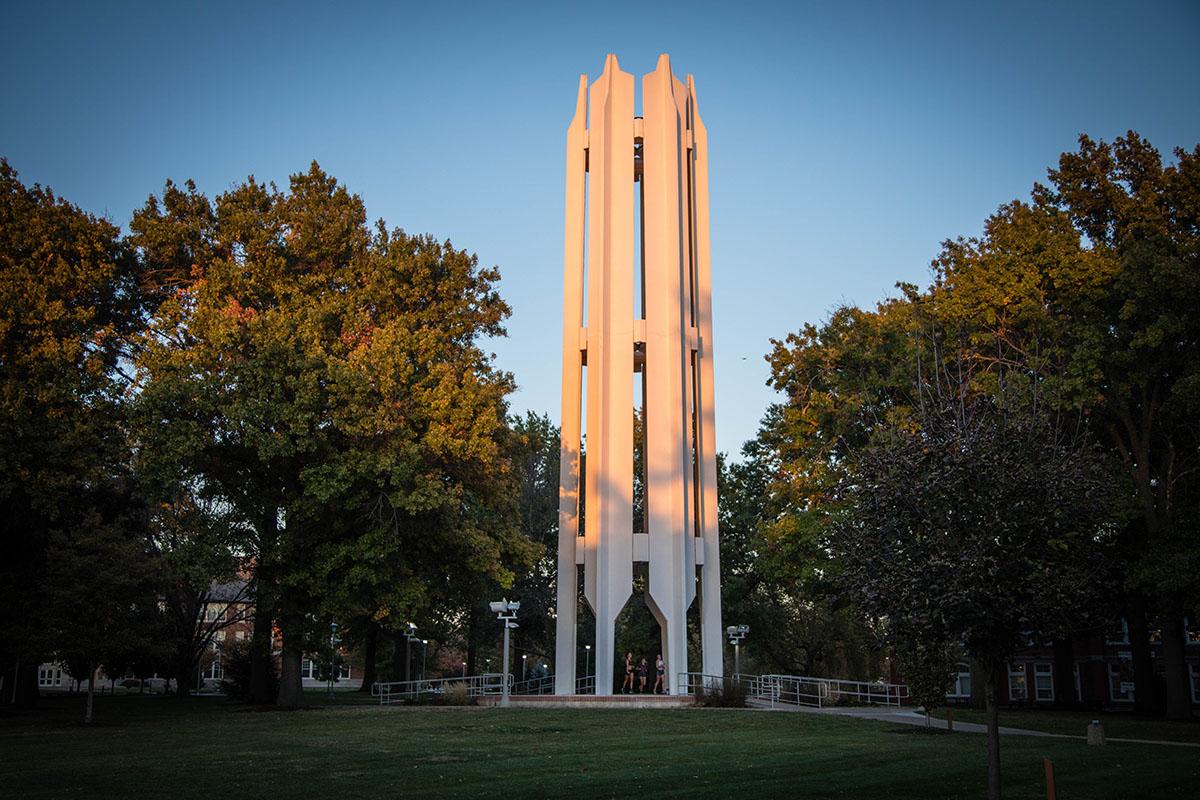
[
  {"x1": 653, "y1": 654, "x2": 665, "y2": 694},
  {"x1": 637, "y1": 658, "x2": 648, "y2": 693},
  {"x1": 622, "y1": 652, "x2": 634, "y2": 693}
]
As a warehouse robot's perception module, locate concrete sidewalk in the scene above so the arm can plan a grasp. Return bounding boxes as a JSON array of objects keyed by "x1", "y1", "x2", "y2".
[{"x1": 751, "y1": 702, "x2": 1200, "y2": 747}]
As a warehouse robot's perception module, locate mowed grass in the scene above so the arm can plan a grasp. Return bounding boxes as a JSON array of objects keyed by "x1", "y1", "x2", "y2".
[
  {"x1": 930, "y1": 707, "x2": 1200, "y2": 744},
  {"x1": 1, "y1": 695, "x2": 1197, "y2": 799}
]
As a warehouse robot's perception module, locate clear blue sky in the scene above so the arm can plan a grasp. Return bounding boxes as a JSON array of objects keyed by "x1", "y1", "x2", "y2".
[{"x1": 3, "y1": 1, "x2": 1197, "y2": 456}]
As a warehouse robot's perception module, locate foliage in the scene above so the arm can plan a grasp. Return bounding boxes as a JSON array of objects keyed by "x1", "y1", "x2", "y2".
[
  {"x1": 832, "y1": 390, "x2": 1114, "y2": 799},
  {"x1": 437, "y1": 681, "x2": 475, "y2": 706},
  {"x1": 764, "y1": 130, "x2": 1200, "y2": 720},
  {"x1": 129, "y1": 163, "x2": 536, "y2": 704},
  {"x1": 0, "y1": 159, "x2": 149, "y2": 708},
  {"x1": 219, "y1": 638, "x2": 278, "y2": 703},
  {"x1": 694, "y1": 676, "x2": 748, "y2": 708},
  {"x1": 42, "y1": 480, "x2": 162, "y2": 722},
  {"x1": 896, "y1": 640, "x2": 958, "y2": 724}
]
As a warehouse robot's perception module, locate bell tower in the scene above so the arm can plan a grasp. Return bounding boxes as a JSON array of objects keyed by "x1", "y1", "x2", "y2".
[{"x1": 554, "y1": 54, "x2": 723, "y2": 695}]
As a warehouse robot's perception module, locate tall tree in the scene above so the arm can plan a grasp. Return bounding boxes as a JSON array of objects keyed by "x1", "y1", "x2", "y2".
[
  {"x1": 1033, "y1": 134, "x2": 1200, "y2": 719},
  {"x1": 0, "y1": 160, "x2": 144, "y2": 707},
  {"x1": 833, "y1": 391, "x2": 1113, "y2": 800},
  {"x1": 131, "y1": 163, "x2": 532, "y2": 706}
]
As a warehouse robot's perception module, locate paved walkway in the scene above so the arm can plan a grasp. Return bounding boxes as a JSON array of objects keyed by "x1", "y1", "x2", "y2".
[{"x1": 749, "y1": 702, "x2": 1200, "y2": 747}]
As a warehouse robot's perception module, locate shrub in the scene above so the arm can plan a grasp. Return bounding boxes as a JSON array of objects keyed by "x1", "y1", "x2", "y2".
[
  {"x1": 220, "y1": 640, "x2": 277, "y2": 702},
  {"x1": 695, "y1": 677, "x2": 748, "y2": 708},
  {"x1": 438, "y1": 682, "x2": 475, "y2": 706}
]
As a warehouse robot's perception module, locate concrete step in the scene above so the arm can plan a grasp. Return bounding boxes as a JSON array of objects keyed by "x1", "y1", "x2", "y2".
[{"x1": 479, "y1": 693, "x2": 695, "y2": 709}]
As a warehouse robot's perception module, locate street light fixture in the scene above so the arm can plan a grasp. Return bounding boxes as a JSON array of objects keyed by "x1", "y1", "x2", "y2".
[
  {"x1": 403, "y1": 622, "x2": 419, "y2": 683},
  {"x1": 421, "y1": 639, "x2": 429, "y2": 682},
  {"x1": 726, "y1": 625, "x2": 749, "y2": 675},
  {"x1": 521, "y1": 653, "x2": 528, "y2": 682},
  {"x1": 583, "y1": 644, "x2": 592, "y2": 680},
  {"x1": 489, "y1": 598, "x2": 520, "y2": 707}
]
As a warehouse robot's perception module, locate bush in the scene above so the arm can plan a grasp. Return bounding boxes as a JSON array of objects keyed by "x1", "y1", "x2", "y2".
[
  {"x1": 437, "y1": 682, "x2": 475, "y2": 706},
  {"x1": 695, "y1": 677, "x2": 747, "y2": 708},
  {"x1": 220, "y1": 640, "x2": 278, "y2": 702}
]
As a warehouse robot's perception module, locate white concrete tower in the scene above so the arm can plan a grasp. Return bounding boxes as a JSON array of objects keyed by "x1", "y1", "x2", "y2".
[{"x1": 555, "y1": 54, "x2": 722, "y2": 696}]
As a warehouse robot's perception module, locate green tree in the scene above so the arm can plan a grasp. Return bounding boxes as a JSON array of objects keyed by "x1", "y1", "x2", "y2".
[
  {"x1": 1032, "y1": 133, "x2": 1200, "y2": 719},
  {"x1": 0, "y1": 159, "x2": 144, "y2": 707},
  {"x1": 896, "y1": 640, "x2": 958, "y2": 729},
  {"x1": 44, "y1": 480, "x2": 161, "y2": 723},
  {"x1": 833, "y1": 390, "x2": 1113, "y2": 800},
  {"x1": 131, "y1": 163, "x2": 533, "y2": 706}
]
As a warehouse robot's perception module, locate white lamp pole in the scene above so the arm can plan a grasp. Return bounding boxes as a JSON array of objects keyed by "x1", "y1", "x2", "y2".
[
  {"x1": 726, "y1": 625, "x2": 749, "y2": 676},
  {"x1": 489, "y1": 599, "x2": 520, "y2": 708}
]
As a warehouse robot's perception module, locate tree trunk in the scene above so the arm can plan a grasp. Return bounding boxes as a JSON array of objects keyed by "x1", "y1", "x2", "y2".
[
  {"x1": 1052, "y1": 638, "x2": 1076, "y2": 709},
  {"x1": 1161, "y1": 612, "x2": 1193, "y2": 721},
  {"x1": 984, "y1": 665, "x2": 1002, "y2": 800},
  {"x1": 358, "y1": 621, "x2": 379, "y2": 693},
  {"x1": 968, "y1": 658, "x2": 987, "y2": 710},
  {"x1": 1126, "y1": 597, "x2": 1162, "y2": 715},
  {"x1": 277, "y1": 616, "x2": 304, "y2": 708},
  {"x1": 466, "y1": 607, "x2": 479, "y2": 678},
  {"x1": 247, "y1": 597, "x2": 274, "y2": 704},
  {"x1": 248, "y1": 511, "x2": 277, "y2": 705},
  {"x1": 389, "y1": 630, "x2": 407, "y2": 682},
  {"x1": 173, "y1": 653, "x2": 194, "y2": 699},
  {"x1": 6, "y1": 660, "x2": 40, "y2": 708},
  {"x1": 85, "y1": 661, "x2": 96, "y2": 724}
]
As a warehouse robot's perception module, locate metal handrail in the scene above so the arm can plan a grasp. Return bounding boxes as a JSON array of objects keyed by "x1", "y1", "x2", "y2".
[
  {"x1": 575, "y1": 674, "x2": 596, "y2": 695},
  {"x1": 373, "y1": 673, "x2": 512, "y2": 704},
  {"x1": 757, "y1": 674, "x2": 909, "y2": 708},
  {"x1": 511, "y1": 674, "x2": 555, "y2": 695}
]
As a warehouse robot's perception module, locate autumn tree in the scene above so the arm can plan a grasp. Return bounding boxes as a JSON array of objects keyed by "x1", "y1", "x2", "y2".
[
  {"x1": 0, "y1": 160, "x2": 145, "y2": 707},
  {"x1": 131, "y1": 163, "x2": 534, "y2": 706}
]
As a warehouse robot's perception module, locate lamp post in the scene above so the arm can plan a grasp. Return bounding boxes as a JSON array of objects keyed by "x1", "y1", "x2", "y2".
[
  {"x1": 584, "y1": 644, "x2": 592, "y2": 681},
  {"x1": 726, "y1": 625, "x2": 749, "y2": 676},
  {"x1": 521, "y1": 653, "x2": 527, "y2": 682},
  {"x1": 421, "y1": 639, "x2": 428, "y2": 682},
  {"x1": 489, "y1": 599, "x2": 520, "y2": 708},
  {"x1": 404, "y1": 622, "x2": 418, "y2": 684},
  {"x1": 461, "y1": 660, "x2": 466, "y2": 678},
  {"x1": 327, "y1": 622, "x2": 339, "y2": 697}
]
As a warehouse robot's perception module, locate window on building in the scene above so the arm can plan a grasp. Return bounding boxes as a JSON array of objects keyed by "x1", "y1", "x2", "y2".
[
  {"x1": 1105, "y1": 619, "x2": 1129, "y2": 645},
  {"x1": 235, "y1": 630, "x2": 246, "y2": 641},
  {"x1": 38, "y1": 665, "x2": 62, "y2": 688},
  {"x1": 1033, "y1": 663, "x2": 1054, "y2": 701},
  {"x1": 1109, "y1": 661, "x2": 1135, "y2": 703},
  {"x1": 1185, "y1": 618, "x2": 1200, "y2": 646},
  {"x1": 339, "y1": 663, "x2": 351, "y2": 680},
  {"x1": 202, "y1": 605, "x2": 226, "y2": 623},
  {"x1": 301, "y1": 658, "x2": 315, "y2": 679},
  {"x1": 1008, "y1": 663, "x2": 1028, "y2": 701},
  {"x1": 946, "y1": 663, "x2": 971, "y2": 698},
  {"x1": 203, "y1": 657, "x2": 223, "y2": 681}
]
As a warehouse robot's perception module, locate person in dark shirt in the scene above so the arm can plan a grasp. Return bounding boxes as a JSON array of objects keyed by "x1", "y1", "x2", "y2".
[
  {"x1": 637, "y1": 658, "x2": 648, "y2": 693},
  {"x1": 654, "y1": 654, "x2": 665, "y2": 694},
  {"x1": 622, "y1": 652, "x2": 634, "y2": 693}
]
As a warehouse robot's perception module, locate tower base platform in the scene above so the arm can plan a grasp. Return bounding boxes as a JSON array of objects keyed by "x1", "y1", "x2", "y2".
[{"x1": 479, "y1": 694, "x2": 695, "y2": 709}]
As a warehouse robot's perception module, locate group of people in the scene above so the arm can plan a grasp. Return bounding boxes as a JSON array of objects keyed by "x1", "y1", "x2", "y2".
[{"x1": 621, "y1": 652, "x2": 666, "y2": 694}]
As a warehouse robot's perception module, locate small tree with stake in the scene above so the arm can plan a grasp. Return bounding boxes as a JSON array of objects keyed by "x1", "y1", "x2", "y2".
[
  {"x1": 832, "y1": 391, "x2": 1113, "y2": 800},
  {"x1": 895, "y1": 639, "x2": 958, "y2": 729}
]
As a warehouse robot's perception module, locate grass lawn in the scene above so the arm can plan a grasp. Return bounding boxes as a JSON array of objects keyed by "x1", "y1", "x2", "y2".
[
  {"x1": 931, "y1": 707, "x2": 1200, "y2": 744},
  {"x1": 1, "y1": 695, "x2": 1196, "y2": 799}
]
